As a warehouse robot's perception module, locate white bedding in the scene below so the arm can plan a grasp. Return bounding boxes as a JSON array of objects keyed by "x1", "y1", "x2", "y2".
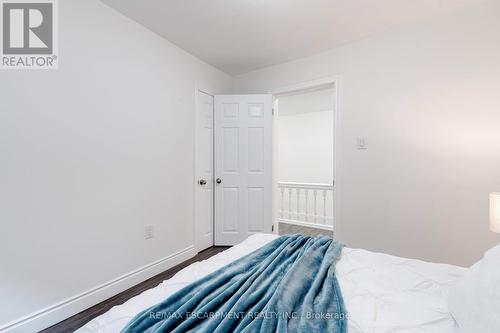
[{"x1": 77, "y1": 234, "x2": 466, "y2": 333}]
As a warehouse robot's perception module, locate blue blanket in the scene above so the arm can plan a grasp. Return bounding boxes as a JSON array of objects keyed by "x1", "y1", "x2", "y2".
[{"x1": 122, "y1": 235, "x2": 347, "y2": 333}]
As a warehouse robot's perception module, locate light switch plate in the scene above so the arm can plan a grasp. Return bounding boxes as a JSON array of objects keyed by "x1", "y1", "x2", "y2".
[
  {"x1": 356, "y1": 137, "x2": 368, "y2": 150},
  {"x1": 144, "y1": 225, "x2": 154, "y2": 239}
]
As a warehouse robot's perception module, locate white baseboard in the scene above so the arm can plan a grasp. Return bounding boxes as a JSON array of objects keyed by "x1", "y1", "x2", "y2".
[
  {"x1": 278, "y1": 219, "x2": 334, "y2": 231},
  {"x1": 0, "y1": 246, "x2": 196, "y2": 333}
]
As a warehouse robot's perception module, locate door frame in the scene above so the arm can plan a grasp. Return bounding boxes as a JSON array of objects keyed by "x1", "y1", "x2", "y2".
[
  {"x1": 193, "y1": 86, "x2": 215, "y2": 252},
  {"x1": 271, "y1": 75, "x2": 342, "y2": 237}
]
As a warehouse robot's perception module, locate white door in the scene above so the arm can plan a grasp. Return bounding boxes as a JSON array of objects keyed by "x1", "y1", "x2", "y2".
[
  {"x1": 195, "y1": 90, "x2": 214, "y2": 252},
  {"x1": 214, "y1": 95, "x2": 273, "y2": 245}
]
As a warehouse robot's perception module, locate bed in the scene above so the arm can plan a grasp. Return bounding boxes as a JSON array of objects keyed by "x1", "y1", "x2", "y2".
[{"x1": 76, "y1": 233, "x2": 471, "y2": 333}]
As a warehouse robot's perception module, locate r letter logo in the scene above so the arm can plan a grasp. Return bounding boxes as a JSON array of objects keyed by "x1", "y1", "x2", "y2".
[{"x1": 1, "y1": 0, "x2": 58, "y2": 69}]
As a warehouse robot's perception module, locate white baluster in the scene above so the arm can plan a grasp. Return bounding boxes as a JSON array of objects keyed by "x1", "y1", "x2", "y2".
[
  {"x1": 280, "y1": 187, "x2": 285, "y2": 218},
  {"x1": 331, "y1": 189, "x2": 334, "y2": 226},
  {"x1": 304, "y1": 189, "x2": 309, "y2": 222},
  {"x1": 323, "y1": 189, "x2": 327, "y2": 224},
  {"x1": 296, "y1": 188, "x2": 301, "y2": 220},
  {"x1": 278, "y1": 183, "x2": 334, "y2": 229},
  {"x1": 313, "y1": 189, "x2": 318, "y2": 224}
]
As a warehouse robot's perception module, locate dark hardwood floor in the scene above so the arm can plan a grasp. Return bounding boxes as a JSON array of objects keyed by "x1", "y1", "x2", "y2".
[{"x1": 40, "y1": 246, "x2": 230, "y2": 333}]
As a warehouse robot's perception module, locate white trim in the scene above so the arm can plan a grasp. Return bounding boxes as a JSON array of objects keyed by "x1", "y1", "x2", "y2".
[
  {"x1": 272, "y1": 97, "x2": 280, "y2": 235},
  {"x1": 0, "y1": 246, "x2": 196, "y2": 333},
  {"x1": 196, "y1": 88, "x2": 215, "y2": 97},
  {"x1": 271, "y1": 75, "x2": 342, "y2": 236},
  {"x1": 271, "y1": 76, "x2": 340, "y2": 96},
  {"x1": 333, "y1": 76, "x2": 343, "y2": 239},
  {"x1": 278, "y1": 219, "x2": 334, "y2": 232},
  {"x1": 278, "y1": 182, "x2": 333, "y2": 190}
]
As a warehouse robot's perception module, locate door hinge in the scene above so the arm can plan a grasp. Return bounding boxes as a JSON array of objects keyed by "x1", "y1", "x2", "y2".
[
  {"x1": 272, "y1": 108, "x2": 275, "y2": 116},
  {"x1": 272, "y1": 225, "x2": 274, "y2": 232}
]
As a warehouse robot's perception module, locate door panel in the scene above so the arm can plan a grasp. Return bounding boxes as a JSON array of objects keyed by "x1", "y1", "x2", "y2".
[
  {"x1": 248, "y1": 187, "x2": 264, "y2": 232},
  {"x1": 215, "y1": 95, "x2": 273, "y2": 245},
  {"x1": 195, "y1": 90, "x2": 214, "y2": 252},
  {"x1": 248, "y1": 127, "x2": 264, "y2": 172},
  {"x1": 223, "y1": 128, "x2": 239, "y2": 172},
  {"x1": 222, "y1": 187, "x2": 239, "y2": 232}
]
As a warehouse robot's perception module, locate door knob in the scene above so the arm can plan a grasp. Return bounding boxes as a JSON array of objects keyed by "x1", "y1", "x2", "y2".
[
  {"x1": 198, "y1": 179, "x2": 207, "y2": 185},
  {"x1": 216, "y1": 178, "x2": 222, "y2": 184}
]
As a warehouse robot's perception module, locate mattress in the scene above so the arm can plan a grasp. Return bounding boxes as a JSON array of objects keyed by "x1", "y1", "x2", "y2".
[{"x1": 76, "y1": 234, "x2": 466, "y2": 333}]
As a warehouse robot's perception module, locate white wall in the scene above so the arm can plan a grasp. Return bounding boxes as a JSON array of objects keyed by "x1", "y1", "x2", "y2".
[
  {"x1": 278, "y1": 111, "x2": 334, "y2": 184},
  {"x1": 0, "y1": 0, "x2": 230, "y2": 330},
  {"x1": 278, "y1": 89, "x2": 334, "y2": 184},
  {"x1": 234, "y1": 0, "x2": 500, "y2": 266}
]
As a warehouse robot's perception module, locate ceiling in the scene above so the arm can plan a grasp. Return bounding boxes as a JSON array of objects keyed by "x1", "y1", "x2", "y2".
[{"x1": 102, "y1": 0, "x2": 486, "y2": 75}]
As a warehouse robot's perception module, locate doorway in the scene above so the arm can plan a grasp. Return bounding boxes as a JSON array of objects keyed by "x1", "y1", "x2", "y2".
[
  {"x1": 195, "y1": 80, "x2": 338, "y2": 249},
  {"x1": 273, "y1": 79, "x2": 338, "y2": 237}
]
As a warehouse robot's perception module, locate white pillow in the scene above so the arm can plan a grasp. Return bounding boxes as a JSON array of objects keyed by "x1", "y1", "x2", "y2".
[{"x1": 448, "y1": 244, "x2": 500, "y2": 333}]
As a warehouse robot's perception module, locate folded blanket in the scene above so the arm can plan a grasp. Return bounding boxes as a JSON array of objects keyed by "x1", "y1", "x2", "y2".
[{"x1": 122, "y1": 234, "x2": 347, "y2": 333}]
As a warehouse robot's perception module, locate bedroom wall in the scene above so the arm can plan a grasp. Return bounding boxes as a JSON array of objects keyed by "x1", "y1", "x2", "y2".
[
  {"x1": 233, "y1": 0, "x2": 500, "y2": 266},
  {"x1": 0, "y1": 0, "x2": 230, "y2": 331}
]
